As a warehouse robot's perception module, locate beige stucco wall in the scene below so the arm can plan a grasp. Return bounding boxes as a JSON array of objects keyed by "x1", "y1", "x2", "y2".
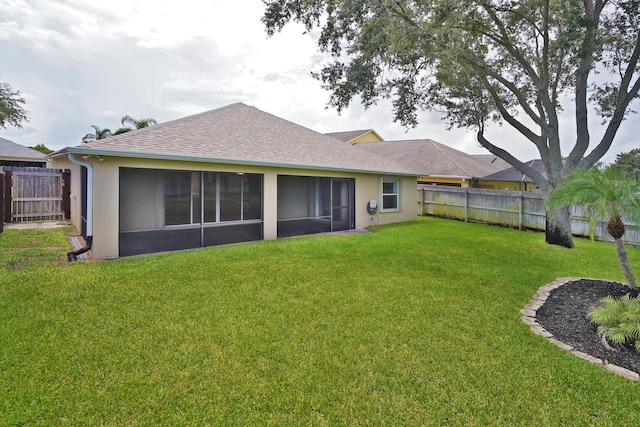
[
  {"x1": 348, "y1": 131, "x2": 384, "y2": 144},
  {"x1": 51, "y1": 154, "x2": 416, "y2": 260},
  {"x1": 49, "y1": 157, "x2": 83, "y2": 232}
]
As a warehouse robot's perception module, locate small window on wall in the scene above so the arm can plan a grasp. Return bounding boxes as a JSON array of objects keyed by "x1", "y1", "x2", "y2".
[{"x1": 382, "y1": 178, "x2": 401, "y2": 211}]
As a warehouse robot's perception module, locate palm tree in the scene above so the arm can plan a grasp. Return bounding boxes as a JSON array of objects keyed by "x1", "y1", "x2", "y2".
[
  {"x1": 82, "y1": 125, "x2": 112, "y2": 143},
  {"x1": 547, "y1": 168, "x2": 640, "y2": 287},
  {"x1": 121, "y1": 115, "x2": 157, "y2": 129}
]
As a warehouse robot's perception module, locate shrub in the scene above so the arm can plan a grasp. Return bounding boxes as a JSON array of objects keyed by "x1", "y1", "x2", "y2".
[{"x1": 588, "y1": 294, "x2": 640, "y2": 351}]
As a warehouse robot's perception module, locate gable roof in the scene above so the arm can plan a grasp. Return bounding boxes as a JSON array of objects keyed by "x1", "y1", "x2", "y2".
[
  {"x1": 51, "y1": 103, "x2": 416, "y2": 176},
  {"x1": 326, "y1": 129, "x2": 384, "y2": 144},
  {"x1": 352, "y1": 139, "x2": 503, "y2": 178},
  {"x1": 0, "y1": 137, "x2": 46, "y2": 162},
  {"x1": 471, "y1": 154, "x2": 511, "y2": 170},
  {"x1": 480, "y1": 159, "x2": 546, "y2": 182}
]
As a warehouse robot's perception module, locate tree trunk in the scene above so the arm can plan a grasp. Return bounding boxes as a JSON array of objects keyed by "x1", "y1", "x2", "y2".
[
  {"x1": 615, "y1": 237, "x2": 637, "y2": 287},
  {"x1": 545, "y1": 206, "x2": 573, "y2": 248}
]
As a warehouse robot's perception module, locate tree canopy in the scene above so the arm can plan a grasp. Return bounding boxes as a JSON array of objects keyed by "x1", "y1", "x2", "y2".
[
  {"x1": 82, "y1": 115, "x2": 157, "y2": 141},
  {"x1": 30, "y1": 144, "x2": 53, "y2": 155},
  {"x1": 113, "y1": 115, "x2": 158, "y2": 135},
  {"x1": 609, "y1": 148, "x2": 640, "y2": 179},
  {"x1": 0, "y1": 82, "x2": 28, "y2": 129},
  {"x1": 82, "y1": 125, "x2": 112, "y2": 143},
  {"x1": 263, "y1": 0, "x2": 640, "y2": 247},
  {"x1": 121, "y1": 115, "x2": 157, "y2": 130}
]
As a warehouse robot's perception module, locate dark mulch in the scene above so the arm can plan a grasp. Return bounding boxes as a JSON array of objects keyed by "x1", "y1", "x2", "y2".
[{"x1": 536, "y1": 279, "x2": 640, "y2": 374}]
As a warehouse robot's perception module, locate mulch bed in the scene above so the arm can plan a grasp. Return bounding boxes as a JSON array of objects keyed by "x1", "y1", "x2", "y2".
[{"x1": 536, "y1": 279, "x2": 640, "y2": 374}]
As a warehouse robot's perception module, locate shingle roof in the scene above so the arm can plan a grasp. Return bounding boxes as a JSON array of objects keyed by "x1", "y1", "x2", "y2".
[
  {"x1": 326, "y1": 129, "x2": 382, "y2": 143},
  {"x1": 480, "y1": 159, "x2": 546, "y2": 182},
  {"x1": 352, "y1": 139, "x2": 503, "y2": 178},
  {"x1": 0, "y1": 137, "x2": 46, "y2": 161},
  {"x1": 471, "y1": 154, "x2": 512, "y2": 170},
  {"x1": 54, "y1": 103, "x2": 416, "y2": 175}
]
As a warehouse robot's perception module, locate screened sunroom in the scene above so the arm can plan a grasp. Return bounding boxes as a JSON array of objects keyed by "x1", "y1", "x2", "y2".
[
  {"x1": 119, "y1": 168, "x2": 263, "y2": 257},
  {"x1": 277, "y1": 175, "x2": 355, "y2": 237}
]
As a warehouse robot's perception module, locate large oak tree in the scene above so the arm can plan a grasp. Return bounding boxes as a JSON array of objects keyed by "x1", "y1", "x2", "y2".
[
  {"x1": 0, "y1": 82, "x2": 28, "y2": 130},
  {"x1": 263, "y1": 0, "x2": 640, "y2": 248}
]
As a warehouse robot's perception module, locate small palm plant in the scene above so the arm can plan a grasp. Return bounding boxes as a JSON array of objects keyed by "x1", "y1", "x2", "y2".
[
  {"x1": 547, "y1": 167, "x2": 640, "y2": 287},
  {"x1": 588, "y1": 294, "x2": 640, "y2": 351}
]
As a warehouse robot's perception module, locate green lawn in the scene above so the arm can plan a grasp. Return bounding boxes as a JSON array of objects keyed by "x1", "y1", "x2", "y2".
[{"x1": 1, "y1": 217, "x2": 639, "y2": 425}]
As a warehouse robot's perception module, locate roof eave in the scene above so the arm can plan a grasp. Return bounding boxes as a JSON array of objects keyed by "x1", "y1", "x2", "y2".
[{"x1": 51, "y1": 146, "x2": 418, "y2": 177}]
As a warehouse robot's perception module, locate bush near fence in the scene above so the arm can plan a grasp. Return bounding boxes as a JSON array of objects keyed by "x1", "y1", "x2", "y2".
[{"x1": 417, "y1": 185, "x2": 640, "y2": 246}]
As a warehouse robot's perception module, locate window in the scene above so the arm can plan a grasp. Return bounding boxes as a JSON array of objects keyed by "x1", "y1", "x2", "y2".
[{"x1": 382, "y1": 178, "x2": 401, "y2": 211}]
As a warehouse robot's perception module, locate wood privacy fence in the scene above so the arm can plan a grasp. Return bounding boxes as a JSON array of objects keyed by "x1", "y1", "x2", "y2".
[
  {"x1": 1, "y1": 167, "x2": 71, "y2": 224},
  {"x1": 417, "y1": 185, "x2": 640, "y2": 246}
]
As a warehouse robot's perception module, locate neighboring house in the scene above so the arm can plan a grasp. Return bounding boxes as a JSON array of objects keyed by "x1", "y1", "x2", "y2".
[
  {"x1": 49, "y1": 103, "x2": 418, "y2": 260},
  {"x1": 471, "y1": 154, "x2": 512, "y2": 171},
  {"x1": 0, "y1": 137, "x2": 46, "y2": 167},
  {"x1": 326, "y1": 129, "x2": 384, "y2": 144},
  {"x1": 477, "y1": 159, "x2": 546, "y2": 192},
  {"x1": 350, "y1": 139, "x2": 503, "y2": 187}
]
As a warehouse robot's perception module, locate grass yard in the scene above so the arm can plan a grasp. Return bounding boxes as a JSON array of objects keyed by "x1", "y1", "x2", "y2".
[{"x1": 1, "y1": 217, "x2": 639, "y2": 425}]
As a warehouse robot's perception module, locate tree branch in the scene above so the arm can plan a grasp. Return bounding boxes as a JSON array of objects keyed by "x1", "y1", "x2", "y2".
[{"x1": 476, "y1": 130, "x2": 550, "y2": 192}]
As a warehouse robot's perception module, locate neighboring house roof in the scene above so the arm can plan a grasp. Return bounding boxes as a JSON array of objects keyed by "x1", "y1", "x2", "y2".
[
  {"x1": 50, "y1": 103, "x2": 417, "y2": 176},
  {"x1": 471, "y1": 154, "x2": 512, "y2": 170},
  {"x1": 352, "y1": 139, "x2": 503, "y2": 178},
  {"x1": 326, "y1": 129, "x2": 384, "y2": 144},
  {"x1": 480, "y1": 159, "x2": 546, "y2": 182},
  {"x1": 0, "y1": 137, "x2": 46, "y2": 162}
]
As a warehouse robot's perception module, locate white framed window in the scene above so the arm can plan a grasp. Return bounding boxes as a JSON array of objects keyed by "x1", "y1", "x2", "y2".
[{"x1": 381, "y1": 178, "x2": 401, "y2": 211}]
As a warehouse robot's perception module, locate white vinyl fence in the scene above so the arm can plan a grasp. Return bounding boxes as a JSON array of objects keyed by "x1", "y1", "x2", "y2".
[{"x1": 417, "y1": 185, "x2": 640, "y2": 246}]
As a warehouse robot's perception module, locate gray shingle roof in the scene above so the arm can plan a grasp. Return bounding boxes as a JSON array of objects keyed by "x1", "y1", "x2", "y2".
[
  {"x1": 326, "y1": 129, "x2": 381, "y2": 143},
  {"x1": 0, "y1": 137, "x2": 46, "y2": 161},
  {"x1": 353, "y1": 139, "x2": 503, "y2": 178},
  {"x1": 471, "y1": 154, "x2": 512, "y2": 170},
  {"x1": 56, "y1": 103, "x2": 416, "y2": 175},
  {"x1": 480, "y1": 159, "x2": 546, "y2": 182}
]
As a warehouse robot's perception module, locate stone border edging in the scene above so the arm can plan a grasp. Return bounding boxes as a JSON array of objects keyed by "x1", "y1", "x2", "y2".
[{"x1": 522, "y1": 277, "x2": 640, "y2": 382}]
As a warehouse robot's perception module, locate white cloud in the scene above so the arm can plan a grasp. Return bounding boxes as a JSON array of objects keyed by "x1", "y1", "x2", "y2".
[{"x1": 0, "y1": 0, "x2": 636, "y2": 165}]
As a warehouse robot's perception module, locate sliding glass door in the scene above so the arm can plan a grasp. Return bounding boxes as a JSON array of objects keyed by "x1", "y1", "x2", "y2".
[{"x1": 277, "y1": 175, "x2": 354, "y2": 237}]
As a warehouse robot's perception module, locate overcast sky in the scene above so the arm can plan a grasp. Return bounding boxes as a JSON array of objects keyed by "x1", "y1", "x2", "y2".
[{"x1": 1, "y1": 0, "x2": 637, "y2": 164}]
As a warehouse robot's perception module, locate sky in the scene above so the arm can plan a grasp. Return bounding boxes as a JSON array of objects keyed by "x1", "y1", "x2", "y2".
[{"x1": 0, "y1": 0, "x2": 637, "y2": 164}]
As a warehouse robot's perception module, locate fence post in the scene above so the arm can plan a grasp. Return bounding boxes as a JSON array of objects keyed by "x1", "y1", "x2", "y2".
[
  {"x1": 3, "y1": 170, "x2": 11, "y2": 223},
  {"x1": 63, "y1": 169, "x2": 71, "y2": 220},
  {"x1": 519, "y1": 192, "x2": 523, "y2": 230},
  {"x1": 464, "y1": 187, "x2": 469, "y2": 222}
]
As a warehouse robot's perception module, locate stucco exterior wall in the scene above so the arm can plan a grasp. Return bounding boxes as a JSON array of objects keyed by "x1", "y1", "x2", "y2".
[
  {"x1": 476, "y1": 179, "x2": 536, "y2": 192},
  {"x1": 49, "y1": 157, "x2": 83, "y2": 232},
  {"x1": 348, "y1": 131, "x2": 384, "y2": 144},
  {"x1": 52, "y1": 154, "x2": 416, "y2": 260}
]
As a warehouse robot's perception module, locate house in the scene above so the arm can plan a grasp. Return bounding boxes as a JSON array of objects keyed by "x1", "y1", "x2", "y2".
[
  {"x1": 476, "y1": 159, "x2": 546, "y2": 192},
  {"x1": 326, "y1": 129, "x2": 384, "y2": 144},
  {"x1": 349, "y1": 138, "x2": 503, "y2": 187},
  {"x1": 471, "y1": 154, "x2": 512, "y2": 171},
  {"x1": 49, "y1": 103, "x2": 418, "y2": 260},
  {"x1": 0, "y1": 137, "x2": 46, "y2": 167}
]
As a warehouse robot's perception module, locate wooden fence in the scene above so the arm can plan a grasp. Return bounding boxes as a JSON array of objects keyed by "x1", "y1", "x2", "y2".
[
  {"x1": 417, "y1": 185, "x2": 640, "y2": 246},
  {"x1": 2, "y1": 167, "x2": 71, "y2": 223}
]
